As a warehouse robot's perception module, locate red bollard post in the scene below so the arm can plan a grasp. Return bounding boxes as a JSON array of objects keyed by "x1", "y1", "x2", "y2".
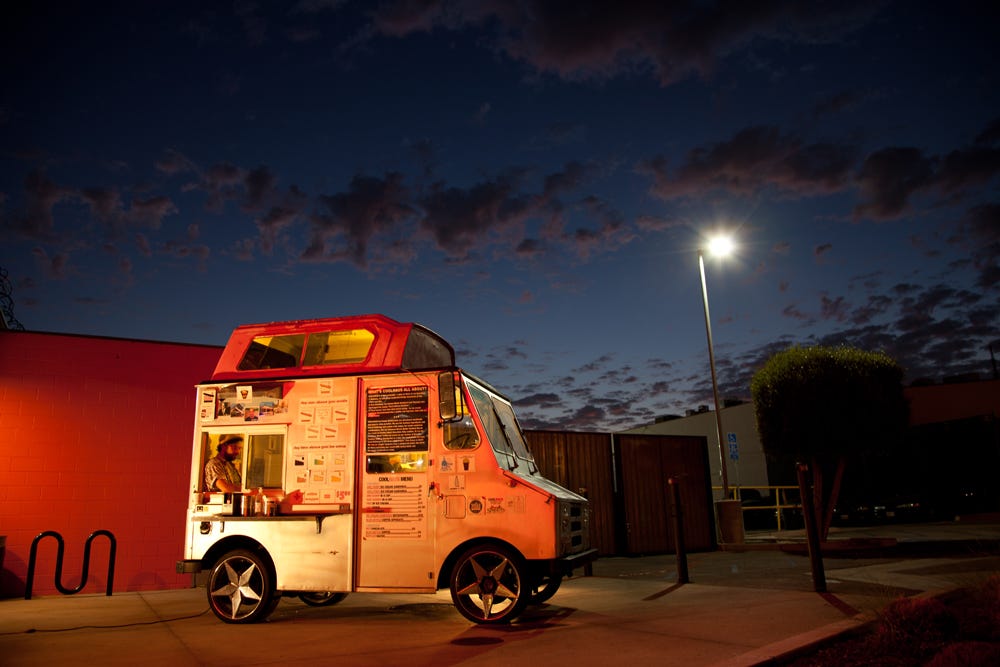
[
  {"x1": 668, "y1": 477, "x2": 690, "y2": 584},
  {"x1": 796, "y1": 463, "x2": 827, "y2": 593}
]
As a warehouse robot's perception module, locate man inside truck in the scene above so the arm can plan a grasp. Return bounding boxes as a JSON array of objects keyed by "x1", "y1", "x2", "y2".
[{"x1": 205, "y1": 434, "x2": 243, "y2": 493}]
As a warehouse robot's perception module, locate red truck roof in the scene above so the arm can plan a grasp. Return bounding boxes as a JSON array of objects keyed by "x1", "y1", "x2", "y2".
[{"x1": 210, "y1": 313, "x2": 455, "y2": 381}]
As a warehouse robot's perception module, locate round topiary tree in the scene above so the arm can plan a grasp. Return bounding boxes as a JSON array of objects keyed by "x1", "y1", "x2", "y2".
[{"x1": 750, "y1": 345, "x2": 908, "y2": 539}]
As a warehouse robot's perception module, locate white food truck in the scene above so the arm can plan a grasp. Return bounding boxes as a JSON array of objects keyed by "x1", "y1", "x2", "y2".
[{"x1": 177, "y1": 314, "x2": 596, "y2": 624}]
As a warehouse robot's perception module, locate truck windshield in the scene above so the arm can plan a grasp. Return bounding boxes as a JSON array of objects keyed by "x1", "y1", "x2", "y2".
[{"x1": 466, "y1": 380, "x2": 537, "y2": 473}]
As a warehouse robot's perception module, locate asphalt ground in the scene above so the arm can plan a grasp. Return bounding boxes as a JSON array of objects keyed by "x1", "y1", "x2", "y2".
[{"x1": 1, "y1": 518, "x2": 998, "y2": 667}]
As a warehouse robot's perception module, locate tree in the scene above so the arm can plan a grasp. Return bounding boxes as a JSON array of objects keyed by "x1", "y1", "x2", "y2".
[{"x1": 750, "y1": 346, "x2": 908, "y2": 540}]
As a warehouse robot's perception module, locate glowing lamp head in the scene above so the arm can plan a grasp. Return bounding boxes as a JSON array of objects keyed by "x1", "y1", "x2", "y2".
[{"x1": 707, "y1": 235, "x2": 735, "y2": 258}]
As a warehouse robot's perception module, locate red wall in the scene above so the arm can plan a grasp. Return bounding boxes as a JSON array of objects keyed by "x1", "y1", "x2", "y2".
[
  {"x1": 0, "y1": 330, "x2": 221, "y2": 598},
  {"x1": 904, "y1": 379, "x2": 1000, "y2": 426}
]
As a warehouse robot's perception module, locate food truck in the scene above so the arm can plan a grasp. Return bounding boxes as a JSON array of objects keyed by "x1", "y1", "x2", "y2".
[{"x1": 177, "y1": 314, "x2": 596, "y2": 624}]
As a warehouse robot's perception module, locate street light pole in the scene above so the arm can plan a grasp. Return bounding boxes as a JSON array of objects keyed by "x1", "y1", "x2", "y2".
[
  {"x1": 698, "y1": 249, "x2": 730, "y2": 499},
  {"x1": 698, "y1": 238, "x2": 744, "y2": 544}
]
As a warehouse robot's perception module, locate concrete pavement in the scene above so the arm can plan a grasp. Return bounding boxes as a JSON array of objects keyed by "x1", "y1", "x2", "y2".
[{"x1": 1, "y1": 518, "x2": 998, "y2": 666}]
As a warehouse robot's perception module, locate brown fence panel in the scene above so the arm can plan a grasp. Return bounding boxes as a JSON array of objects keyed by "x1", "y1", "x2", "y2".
[
  {"x1": 616, "y1": 434, "x2": 714, "y2": 554},
  {"x1": 524, "y1": 430, "x2": 616, "y2": 556}
]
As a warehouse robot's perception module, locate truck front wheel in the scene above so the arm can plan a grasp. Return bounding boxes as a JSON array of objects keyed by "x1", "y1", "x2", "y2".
[
  {"x1": 449, "y1": 544, "x2": 528, "y2": 624},
  {"x1": 207, "y1": 549, "x2": 276, "y2": 623}
]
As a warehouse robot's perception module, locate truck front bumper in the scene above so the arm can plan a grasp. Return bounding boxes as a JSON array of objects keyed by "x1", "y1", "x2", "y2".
[{"x1": 555, "y1": 547, "x2": 599, "y2": 575}]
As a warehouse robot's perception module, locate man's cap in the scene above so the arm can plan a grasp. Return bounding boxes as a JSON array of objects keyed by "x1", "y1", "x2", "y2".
[{"x1": 220, "y1": 434, "x2": 243, "y2": 447}]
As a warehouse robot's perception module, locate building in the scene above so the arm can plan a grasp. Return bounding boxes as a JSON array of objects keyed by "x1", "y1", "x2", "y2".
[
  {"x1": 620, "y1": 402, "x2": 769, "y2": 499},
  {"x1": 621, "y1": 379, "x2": 1000, "y2": 518}
]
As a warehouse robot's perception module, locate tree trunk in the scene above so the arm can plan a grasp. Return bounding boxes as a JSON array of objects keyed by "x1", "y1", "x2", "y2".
[
  {"x1": 810, "y1": 456, "x2": 824, "y2": 537},
  {"x1": 820, "y1": 457, "x2": 847, "y2": 540}
]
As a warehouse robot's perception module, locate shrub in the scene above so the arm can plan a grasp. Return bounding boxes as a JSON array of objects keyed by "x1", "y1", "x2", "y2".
[
  {"x1": 875, "y1": 596, "x2": 957, "y2": 653},
  {"x1": 925, "y1": 641, "x2": 1000, "y2": 667},
  {"x1": 951, "y1": 574, "x2": 1000, "y2": 641}
]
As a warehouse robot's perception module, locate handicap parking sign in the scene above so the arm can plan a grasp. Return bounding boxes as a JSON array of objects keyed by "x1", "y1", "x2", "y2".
[{"x1": 727, "y1": 432, "x2": 739, "y2": 461}]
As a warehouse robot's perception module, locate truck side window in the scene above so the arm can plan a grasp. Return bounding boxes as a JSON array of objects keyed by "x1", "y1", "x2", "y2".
[
  {"x1": 303, "y1": 329, "x2": 375, "y2": 366},
  {"x1": 237, "y1": 335, "x2": 304, "y2": 370},
  {"x1": 443, "y1": 415, "x2": 480, "y2": 450}
]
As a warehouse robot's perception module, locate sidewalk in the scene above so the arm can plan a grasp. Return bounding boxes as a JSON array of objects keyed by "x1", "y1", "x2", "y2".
[{"x1": 2, "y1": 518, "x2": 998, "y2": 667}]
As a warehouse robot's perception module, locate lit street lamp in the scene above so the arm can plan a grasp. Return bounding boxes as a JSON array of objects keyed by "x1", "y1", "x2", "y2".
[{"x1": 698, "y1": 236, "x2": 744, "y2": 543}]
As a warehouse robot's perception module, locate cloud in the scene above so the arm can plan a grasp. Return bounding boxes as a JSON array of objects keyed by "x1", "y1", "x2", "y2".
[
  {"x1": 419, "y1": 174, "x2": 532, "y2": 259},
  {"x1": 573, "y1": 354, "x2": 615, "y2": 374},
  {"x1": 128, "y1": 196, "x2": 177, "y2": 229},
  {"x1": 514, "y1": 392, "x2": 562, "y2": 409},
  {"x1": 3, "y1": 171, "x2": 75, "y2": 241},
  {"x1": 934, "y1": 146, "x2": 1000, "y2": 195},
  {"x1": 820, "y1": 294, "x2": 849, "y2": 322},
  {"x1": 640, "y1": 118, "x2": 999, "y2": 222},
  {"x1": 849, "y1": 294, "x2": 892, "y2": 325},
  {"x1": 31, "y1": 246, "x2": 70, "y2": 280},
  {"x1": 367, "y1": 0, "x2": 883, "y2": 85},
  {"x1": 515, "y1": 237, "x2": 545, "y2": 258},
  {"x1": 242, "y1": 166, "x2": 278, "y2": 212},
  {"x1": 80, "y1": 187, "x2": 123, "y2": 223},
  {"x1": 974, "y1": 116, "x2": 1000, "y2": 146},
  {"x1": 155, "y1": 149, "x2": 198, "y2": 176},
  {"x1": 782, "y1": 303, "x2": 810, "y2": 322},
  {"x1": 853, "y1": 148, "x2": 931, "y2": 220},
  {"x1": 304, "y1": 172, "x2": 416, "y2": 266},
  {"x1": 640, "y1": 126, "x2": 857, "y2": 199},
  {"x1": 959, "y1": 203, "x2": 1000, "y2": 290},
  {"x1": 256, "y1": 204, "x2": 303, "y2": 256},
  {"x1": 811, "y1": 87, "x2": 877, "y2": 119},
  {"x1": 196, "y1": 162, "x2": 245, "y2": 213},
  {"x1": 853, "y1": 120, "x2": 1000, "y2": 220},
  {"x1": 762, "y1": 279, "x2": 999, "y2": 390}
]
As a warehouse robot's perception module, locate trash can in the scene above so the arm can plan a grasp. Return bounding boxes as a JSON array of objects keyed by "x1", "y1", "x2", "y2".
[{"x1": 716, "y1": 499, "x2": 745, "y2": 544}]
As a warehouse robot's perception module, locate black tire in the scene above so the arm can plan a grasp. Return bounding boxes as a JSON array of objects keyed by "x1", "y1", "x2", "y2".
[
  {"x1": 298, "y1": 592, "x2": 348, "y2": 607},
  {"x1": 528, "y1": 573, "x2": 562, "y2": 604},
  {"x1": 206, "y1": 549, "x2": 276, "y2": 624},
  {"x1": 449, "y1": 544, "x2": 528, "y2": 624}
]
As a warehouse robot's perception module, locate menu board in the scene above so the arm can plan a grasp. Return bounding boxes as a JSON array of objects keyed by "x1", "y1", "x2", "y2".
[
  {"x1": 365, "y1": 386, "x2": 428, "y2": 453},
  {"x1": 363, "y1": 477, "x2": 426, "y2": 539}
]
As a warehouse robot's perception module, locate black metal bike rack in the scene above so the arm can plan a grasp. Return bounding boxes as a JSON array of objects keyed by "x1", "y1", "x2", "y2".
[{"x1": 24, "y1": 530, "x2": 117, "y2": 600}]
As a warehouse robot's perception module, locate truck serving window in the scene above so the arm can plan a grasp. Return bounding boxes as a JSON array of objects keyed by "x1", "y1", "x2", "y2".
[{"x1": 246, "y1": 433, "x2": 284, "y2": 489}]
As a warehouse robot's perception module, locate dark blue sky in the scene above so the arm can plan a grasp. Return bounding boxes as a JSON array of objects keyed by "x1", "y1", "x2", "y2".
[{"x1": 2, "y1": 1, "x2": 998, "y2": 431}]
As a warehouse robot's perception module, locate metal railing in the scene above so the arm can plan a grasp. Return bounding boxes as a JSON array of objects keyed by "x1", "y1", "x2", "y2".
[
  {"x1": 713, "y1": 485, "x2": 803, "y2": 531},
  {"x1": 25, "y1": 530, "x2": 117, "y2": 600}
]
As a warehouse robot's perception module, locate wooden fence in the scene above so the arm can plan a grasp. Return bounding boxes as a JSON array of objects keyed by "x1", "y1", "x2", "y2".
[{"x1": 525, "y1": 430, "x2": 715, "y2": 556}]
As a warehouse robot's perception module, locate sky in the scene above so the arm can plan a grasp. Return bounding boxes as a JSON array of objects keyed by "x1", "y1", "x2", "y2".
[{"x1": 2, "y1": 1, "x2": 998, "y2": 433}]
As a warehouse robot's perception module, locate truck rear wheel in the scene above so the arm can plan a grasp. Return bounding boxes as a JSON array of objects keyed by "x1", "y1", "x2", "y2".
[
  {"x1": 299, "y1": 591, "x2": 348, "y2": 606},
  {"x1": 449, "y1": 544, "x2": 528, "y2": 624},
  {"x1": 528, "y1": 573, "x2": 562, "y2": 604},
  {"x1": 207, "y1": 549, "x2": 276, "y2": 623}
]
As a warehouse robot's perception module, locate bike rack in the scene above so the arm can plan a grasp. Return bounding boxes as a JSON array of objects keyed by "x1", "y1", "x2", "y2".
[{"x1": 24, "y1": 530, "x2": 117, "y2": 600}]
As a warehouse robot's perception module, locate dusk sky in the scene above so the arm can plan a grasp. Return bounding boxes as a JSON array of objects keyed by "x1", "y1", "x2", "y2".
[{"x1": 2, "y1": 1, "x2": 998, "y2": 432}]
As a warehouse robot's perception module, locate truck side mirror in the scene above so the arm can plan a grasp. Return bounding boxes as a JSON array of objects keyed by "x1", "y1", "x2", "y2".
[{"x1": 438, "y1": 371, "x2": 458, "y2": 421}]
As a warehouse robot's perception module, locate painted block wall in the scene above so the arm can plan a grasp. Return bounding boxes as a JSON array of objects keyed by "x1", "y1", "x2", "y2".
[{"x1": 0, "y1": 330, "x2": 221, "y2": 598}]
